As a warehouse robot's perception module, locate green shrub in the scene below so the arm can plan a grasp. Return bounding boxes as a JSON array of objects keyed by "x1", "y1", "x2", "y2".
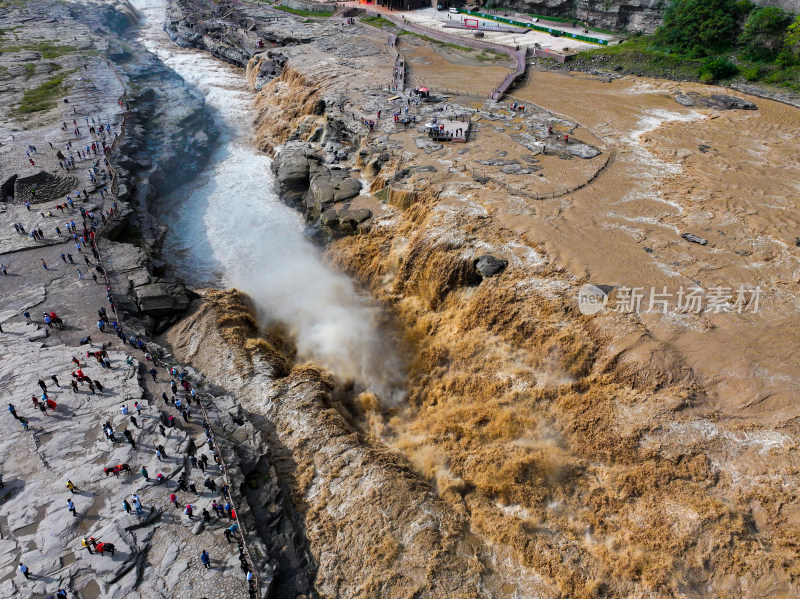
[
  {"x1": 741, "y1": 64, "x2": 761, "y2": 80},
  {"x1": 698, "y1": 56, "x2": 738, "y2": 81}
]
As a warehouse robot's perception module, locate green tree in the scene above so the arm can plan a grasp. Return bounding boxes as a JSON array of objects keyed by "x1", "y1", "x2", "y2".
[
  {"x1": 654, "y1": 0, "x2": 742, "y2": 55},
  {"x1": 739, "y1": 7, "x2": 790, "y2": 60},
  {"x1": 780, "y1": 14, "x2": 800, "y2": 64}
]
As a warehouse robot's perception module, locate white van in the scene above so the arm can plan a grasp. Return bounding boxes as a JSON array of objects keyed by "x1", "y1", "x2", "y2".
[{"x1": 449, "y1": 7, "x2": 458, "y2": 13}]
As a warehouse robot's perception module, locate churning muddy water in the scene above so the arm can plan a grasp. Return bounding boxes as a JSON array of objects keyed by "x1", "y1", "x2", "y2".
[{"x1": 511, "y1": 71, "x2": 800, "y2": 418}]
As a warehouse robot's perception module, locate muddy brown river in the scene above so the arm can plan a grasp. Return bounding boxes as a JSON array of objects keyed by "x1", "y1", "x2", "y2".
[{"x1": 510, "y1": 71, "x2": 800, "y2": 420}]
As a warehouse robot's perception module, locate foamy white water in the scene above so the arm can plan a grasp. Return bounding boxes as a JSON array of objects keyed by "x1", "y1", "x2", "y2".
[{"x1": 132, "y1": 0, "x2": 404, "y2": 398}]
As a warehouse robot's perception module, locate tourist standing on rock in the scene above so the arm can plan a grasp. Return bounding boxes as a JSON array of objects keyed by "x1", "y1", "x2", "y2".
[
  {"x1": 185, "y1": 504, "x2": 194, "y2": 520},
  {"x1": 123, "y1": 499, "x2": 131, "y2": 514},
  {"x1": 8, "y1": 403, "x2": 18, "y2": 420},
  {"x1": 82, "y1": 537, "x2": 94, "y2": 553},
  {"x1": 51, "y1": 374, "x2": 60, "y2": 387},
  {"x1": 141, "y1": 466, "x2": 149, "y2": 482},
  {"x1": 132, "y1": 494, "x2": 143, "y2": 515},
  {"x1": 124, "y1": 429, "x2": 136, "y2": 449},
  {"x1": 66, "y1": 479, "x2": 76, "y2": 493},
  {"x1": 170, "y1": 492, "x2": 179, "y2": 508},
  {"x1": 189, "y1": 480, "x2": 197, "y2": 494},
  {"x1": 67, "y1": 498, "x2": 77, "y2": 517},
  {"x1": 18, "y1": 562, "x2": 30, "y2": 579},
  {"x1": 200, "y1": 549, "x2": 211, "y2": 569},
  {"x1": 149, "y1": 368, "x2": 157, "y2": 382}
]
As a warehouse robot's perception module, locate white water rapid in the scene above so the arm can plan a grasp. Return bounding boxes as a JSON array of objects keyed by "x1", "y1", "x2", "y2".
[{"x1": 131, "y1": 0, "x2": 404, "y2": 400}]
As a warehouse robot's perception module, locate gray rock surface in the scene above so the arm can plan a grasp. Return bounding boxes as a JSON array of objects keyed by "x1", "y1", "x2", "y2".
[
  {"x1": 475, "y1": 255, "x2": 508, "y2": 278},
  {"x1": 274, "y1": 144, "x2": 312, "y2": 206},
  {"x1": 566, "y1": 143, "x2": 602, "y2": 159},
  {"x1": 682, "y1": 233, "x2": 708, "y2": 246}
]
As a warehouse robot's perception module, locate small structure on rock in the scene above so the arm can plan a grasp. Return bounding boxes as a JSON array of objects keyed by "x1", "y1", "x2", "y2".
[{"x1": 426, "y1": 118, "x2": 470, "y2": 143}]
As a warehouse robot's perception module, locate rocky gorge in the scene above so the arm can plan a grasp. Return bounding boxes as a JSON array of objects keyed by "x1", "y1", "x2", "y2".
[{"x1": 2, "y1": 0, "x2": 800, "y2": 597}]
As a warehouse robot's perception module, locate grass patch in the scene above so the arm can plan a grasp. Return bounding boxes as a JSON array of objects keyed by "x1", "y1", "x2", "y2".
[
  {"x1": 26, "y1": 41, "x2": 76, "y2": 59},
  {"x1": 360, "y1": 15, "x2": 396, "y2": 29},
  {"x1": 273, "y1": 4, "x2": 334, "y2": 18},
  {"x1": 24, "y1": 63, "x2": 35, "y2": 78},
  {"x1": 0, "y1": 40, "x2": 76, "y2": 58},
  {"x1": 18, "y1": 70, "x2": 74, "y2": 113},
  {"x1": 475, "y1": 50, "x2": 504, "y2": 61},
  {"x1": 574, "y1": 36, "x2": 706, "y2": 79}
]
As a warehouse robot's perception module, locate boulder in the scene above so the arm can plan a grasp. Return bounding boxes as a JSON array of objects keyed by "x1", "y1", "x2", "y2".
[
  {"x1": 274, "y1": 145, "x2": 312, "y2": 203},
  {"x1": 474, "y1": 255, "x2": 508, "y2": 278},
  {"x1": 338, "y1": 209, "x2": 371, "y2": 227},
  {"x1": 708, "y1": 95, "x2": 757, "y2": 111},
  {"x1": 674, "y1": 94, "x2": 694, "y2": 107},
  {"x1": 333, "y1": 177, "x2": 361, "y2": 202},
  {"x1": 134, "y1": 284, "x2": 190, "y2": 317},
  {"x1": 319, "y1": 209, "x2": 339, "y2": 227},
  {"x1": 309, "y1": 174, "x2": 335, "y2": 207},
  {"x1": 566, "y1": 143, "x2": 601, "y2": 159},
  {"x1": 309, "y1": 170, "x2": 361, "y2": 211},
  {"x1": 681, "y1": 233, "x2": 708, "y2": 246}
]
